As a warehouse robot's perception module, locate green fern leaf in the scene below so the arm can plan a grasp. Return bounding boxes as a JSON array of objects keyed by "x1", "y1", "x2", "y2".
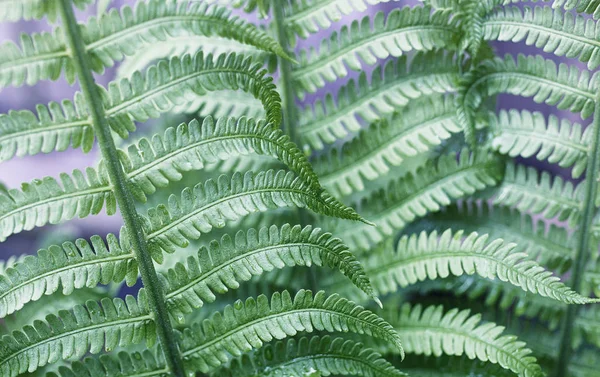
[
  {"x1": 0, "y1": 230, "x2": 137, "y2": 319},
  {"x1": 298, "y1": 51, "x2": 459, "y2": 150},
  {"x1": 364, "y1": 229, "x2": 596, "y2": 304},
  {"x1": 0, "y1": 0, "x2": 92, "y2": 22},
  {"x1": 141, "y1": 170, "x2": 366, "y2": 262},
  {"x1": 162, "y1": 224, "x2": 375, "y2": 323},
  {"x1": 292, "y1": 7, "x2": 458, "y2": 97},
  {"x1": 213, "y1": 335, "x2": 407, "y2": 377},
  {"x1": 178, "y1": 290, "x2": 403, "y2": 375},
  {"x1": 490, "y1": 109, "x2": 589, "y2": 178},
  {"x1": 314, "y1": 95, "x2": 461, "y2": 197},
  {"x1": 381, "y1": 304, "x2": 544, "y2": 377},
  {"x1": 193, "y1": 90, "x2": 265, "y2": 120},
  {"x1": 327, "y1": 150, "x2": 503, "y2": 251},
  {"x1": 553, "y1": 0, "x2": 600, "y2": 19},
  {"x1": 0, "y1": 167, "x2": 114, "y2": 241},
  {"x1": 0, "y1": 290, "x2": 155, "y2": 377},
  {"x1": 47, "y1": 350, "x2": 167, "y2": 377},
  {"x1": 492, "y1": 162, "x2": 583, "y2": 226},
  {"x1": 484, "y1": 6, "x2": 600, "y2": 69},
  {"x1": 116, "y1": 116, "x2": 322, "y2": 201}
]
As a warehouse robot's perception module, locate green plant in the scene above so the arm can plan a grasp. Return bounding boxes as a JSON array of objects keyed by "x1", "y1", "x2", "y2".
[{"x1": 0, "y1": 0, "x2": 599, "y2": 376}]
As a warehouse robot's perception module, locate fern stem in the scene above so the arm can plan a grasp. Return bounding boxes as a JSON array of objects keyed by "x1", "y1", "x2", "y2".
[
  {"x1": 555, "y1": 92, "x2": 600, "y2": 376},
  {"x1": 56, "y1": 1, "x2": 185, "y2": 376}
]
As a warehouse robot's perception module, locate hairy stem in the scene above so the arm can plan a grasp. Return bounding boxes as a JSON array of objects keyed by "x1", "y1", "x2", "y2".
[
  {"x1": 56, "y1": 1, "x2": 185, "y2": 376},
  {"x1": 555, "y1": 93, "x2": 600, "y2": 376}
]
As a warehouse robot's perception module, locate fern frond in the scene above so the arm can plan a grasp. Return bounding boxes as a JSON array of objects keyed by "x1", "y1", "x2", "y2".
[
  {"x1": 117, "y1": 116, "x2": 322, "y2": 201},
  {"x1": 0, "y1": 291, "x2": 155, "y2": 377},
  {"x1": 213, "y1": 335, "x2": 407, "y2": 377},
  {"x1": 492, "y1": 163, "x2": 583, "y2": 226},
  {"x1": 292, "y1": 7, "x2": 458, "y2": 97},
  {"x1": 459, "y1": 54, "x2": 598, "y2": 137},
  {"x1": 553, "y1": 0, "x2": 600, "y2": 19},
  {"x1": 484, "y1": 6, "x2": 600, "y2": 69},
  {"x1": 0, "y1": 231, "x2": 137, "y2": 319},
  {"x1": 0, "y1": 94, "x2": 93, "y2": 162},
  {"x1": 381, "y1": 304, "x2": 544, "y2": 377},
  {"x1": 298, "y1": 51, "x2": 458, "y2": 150},
  {"x1": 328, "y1": 150, "x2": 503, "y2": 251},
  {"x1": 162, "y1": 224, "x2": 375, "y2": 323},
  {"x1": 315, "y1": 95, "x2": 461, "y2": 196},
  {"x1": 47, "y1": 350, "x2": 167, "y2": 377},
  {"x1": 0, "y1": 168, "x2": 114, "y2": 241},
  {"x1": 141, "y1": 170, "x2": 366, "y2": 261},
  {"x1": 364, "y1": 229, "x2": 595, "y2": 304},
  {"x1": 0, "y1": 0, "x2": 92, "y2": 22},
  {"x1": 193, "y1": 90, "x2": 265, "y2": 120},
  {"x1": 490, "y1": 109, "x2": 589, "y2": 178},
  {"x1": 178, "y1": 290, "x2": 404, "y2": 375}
]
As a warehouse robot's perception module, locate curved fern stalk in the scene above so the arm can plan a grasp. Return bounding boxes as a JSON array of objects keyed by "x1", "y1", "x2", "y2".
[
  {"x1": 0, "y1": 167, "x2": 114, "y2": 242},
  {"x1": 292, "y1": 7, "x2": 458, "y2": 98},
  {"x1": 378, "y1": 304, "x2": 544, "y2": 377},
  {"x1": 0, "y1": 51, "x2": 281, "y2": 162},
  {"x1": 46, "y1": 350, "x2": 167, "y2": 377},
  {"x1": 0, "y1": 291, "x2": 155, "y2": 377},
  {"x1": 283, "y1": 0, "x2": 403, "y2": 43},
  {"x1": 490, "y1": 109, "x2": 590, "y2": 178},
  {"x1": 212, "y1": 335, "x2": 408, "y2": 377},
  {"x1": 553, "y1": 0, "x2": 600, "y2": 19},
  {"x1": 0, "y1": 0, "x2": 290, "y2": 89},
  {"x1": 298, "y1": 51, "x2": 459, "y2": 151},
  {"x1": 161, "y1": 224, "x2": 376, "y2": 323},
  {"x1": 0, "y1": 230, "x2": 137, "y2": 319},
  {"x1": 361, "y1": 229, "x2": 597, "y2": 304},
  {"x1": 326, "y1": 149, "x2": 504, "y2": 251},
  {"x1": 314, "y1": 95, "x2": 461, "y2": 197},
  {"x1": 141, "y1": 170, "x2": 368, "y2": 262},
  {"x1": 484, "y1": 6, "x2": 600, "y2": 70},
  {"x1": 178, "y1": 290, "x2": 404, "y2": 375},
  {"x1": 492, "y1": 163, "x2": 584, "y2": 227},
  {"x1": 428, "y1": 203, "x2": 576, "y2": 273},
  {"x1": 458, "y1": 53, "x2": 599, "y2": 144},
  {"x1": 0, "y1": 0, "x2": 92, "y2": 22},
  {"x1": 116, "y1": 116, "x2": 324, "y2": 201}
]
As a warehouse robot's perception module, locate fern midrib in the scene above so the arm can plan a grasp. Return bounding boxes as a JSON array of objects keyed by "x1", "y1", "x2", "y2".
[
  {"x1": 496, "y1": 127, "x2": 589, "y2": 153},
  {"x1": 284, "y1": 0, "x2": 340, "y2": 24},
  {"x1": 0, "y1": 50, "x2": 68, "y2": 72},
  {"x1": 0, "y1": 118, "x2": 91, "y2": 144},
  {"x1": 499, "y1": 179, "x2": 582, "y2": 210},
  {"x1": 299, "y1": 73, "x2": 457, "y2": 133},
  {"x1": 180, "y1": 308, "x2": 396, "y2": 357},
  {"x1": 164, "y1": 243, "x2": 333, "y2": 299},
  {"x1": 319, "y1": 114, "x2": 457, "y2": 181},
  {"x1": 0, "y1": 314, "x2": 153, "y2": 365},
  {"x1": 292, "y1": 25, "x2": 457, "y2": 78},
  {"x1": 0, "y1": 253, "x2": 133, "y2": 303},
  {"x1": 144, "y1": 187, "x2": 321, "y2": 240},
  {"x1": 484, "y1": 19, "x2": 600, "y2": 49}
]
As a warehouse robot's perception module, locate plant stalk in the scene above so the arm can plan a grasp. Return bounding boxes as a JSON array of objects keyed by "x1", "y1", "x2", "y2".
[
  {"x1": 57, "y1": 1, "x2": 185, "y2": 376},
  {"x1": 555, "y1": 92, "x2": 600, "y2": 376}
]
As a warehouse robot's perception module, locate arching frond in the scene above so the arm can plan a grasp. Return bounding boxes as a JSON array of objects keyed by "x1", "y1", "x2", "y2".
[
  {"x1": 0, "y1": 168, "x2": 114, "y2": 241},
  {"x1": 141, "y1": 170, "x2": 366, "y2": 262},
  {"x1": 327, "y1": 150, "x2": 503, "y2": 251},
  {"x1": 553, "y1": 0, "x2": 600, "y2": 19},
  {"x1": 484, "y1": 6, "x2": 600, "y2": 69},
  {"x1": 116, "y1": 116, "x2": 323, "y2": 201},
  {"x1": 0, "y1": 0, "x2": 92, "y2": 22},
  {"x1": 315, "y1": 95, "x2": 461, "y2": 197},
  {"x1": 492, "y1": 163, "x2": 583, "y2": 226},
  {"x1": 0, "y1": 231, "x2": 136, "y2": 319},
  {"x1": 46, "y1": 350, "x2": 167, "y2": 377},
  {"x1": 292, "y1": 7, "x2": 458, "y2": 97},
  {"x1": 380, "y1": 304, "x2": 544, "y2": 377},
  {"x1": 490, "y1": 109, "x2": 589, "y2": 178},
  {"x1": 162, "y1": 224, "x2": 375, "y2": 323},
  {"x1": 363, "y1": 229, "x2": 595, "y2": 304},
  {"x1": 178, "y1": 290, "x2": 404, "y2": 375},
  {"x1": 213, "y1": 335, "x2": 408, "y2": 377},
  {"x1": 0, "y1": 94, "x2": 93, "y2": 162},
  {"x1": 400, "y1": 354, "x2": 516, "y2": 377},
  {"x1": 0, "y1": 291, "x2": 155, "y2": 377},
  {"x1": 298, "y1": 51, "x2": 458, "y2": 150}
]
